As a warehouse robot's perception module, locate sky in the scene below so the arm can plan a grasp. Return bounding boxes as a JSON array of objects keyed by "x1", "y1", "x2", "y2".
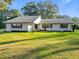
[{"x1": 9, "y1": 0, "x2": 79, "y2": 18}]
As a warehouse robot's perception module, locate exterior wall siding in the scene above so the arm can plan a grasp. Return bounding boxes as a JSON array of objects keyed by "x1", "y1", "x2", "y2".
[
  {"x1": 6, "y1": 24, "x2": 12, "y2": 31},
  {"x1": 5, "y1": 23, "x2": 72, "y2": 32},
  {"x1": 5, "y1": 23, "x2": 33, "y2": 32},
  {"x1": 38, "y1": 24, "x2": 72, "y2": 31}
]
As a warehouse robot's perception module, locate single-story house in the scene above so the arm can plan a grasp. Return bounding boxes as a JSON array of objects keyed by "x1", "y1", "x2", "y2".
[{"x1": 3, "y1": 16, "x2": 73, "y2": 32}]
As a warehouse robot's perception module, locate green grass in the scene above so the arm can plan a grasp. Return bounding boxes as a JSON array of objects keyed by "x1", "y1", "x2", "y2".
[{"x1": 0, "y1": 31, "x2": 79, "y2": 59}]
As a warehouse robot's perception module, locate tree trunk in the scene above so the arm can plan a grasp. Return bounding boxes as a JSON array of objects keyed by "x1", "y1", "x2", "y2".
[
  {"x1": 72, "y1": 28, "x2": 74, "y2": 32},
  {"x1": 44, "y1": 28, "x2": 46, "y2": 31}
]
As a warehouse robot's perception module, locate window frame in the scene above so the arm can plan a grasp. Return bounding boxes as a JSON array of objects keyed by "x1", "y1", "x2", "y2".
[
  {"x1": 60, "y1": 24, "x2": 68, "y2": 28},
  {"x1": 11, "y1": 24, "x2": 22, "y2": 28},
  {"x1": 42, "y1": 24, "x2": 53, "y2": 28}
]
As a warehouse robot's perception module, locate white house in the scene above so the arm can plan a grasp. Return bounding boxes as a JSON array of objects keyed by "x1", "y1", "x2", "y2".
[{"x1": 3, "y1": 16, "x2": 73, "y2": 32}]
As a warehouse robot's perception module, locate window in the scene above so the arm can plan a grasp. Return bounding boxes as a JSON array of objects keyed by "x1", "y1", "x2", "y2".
[
  {"x1": 11, "y1": 24, "x2": 22, "y2": 28},
  {"x1": 42, "y1": 24, "x2": 52, "y2": 28},
  {"x1": 60, "y1": 24, "x2": 68, "y2": 28}
]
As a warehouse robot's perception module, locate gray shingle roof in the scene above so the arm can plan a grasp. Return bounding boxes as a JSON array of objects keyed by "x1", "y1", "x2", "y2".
[
  {"x1": 4, "y1": 16, "x2": 73, "y2": 24},
  {"x1": 3, "y1": 16, "x2": 39, "y2": 23},
  {"x1": 40, "y1": 18, "x2": 73, "y2": 24}
]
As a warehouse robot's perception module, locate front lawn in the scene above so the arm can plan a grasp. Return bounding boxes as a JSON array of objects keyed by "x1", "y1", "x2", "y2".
[{"x1": 0, "y1": 31, "x2": 79, "y2": 59}]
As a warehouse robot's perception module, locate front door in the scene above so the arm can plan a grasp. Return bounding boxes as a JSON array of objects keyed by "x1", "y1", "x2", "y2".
[{"x1": 28, "y1": 25, "x2": 32, "y2": 32}]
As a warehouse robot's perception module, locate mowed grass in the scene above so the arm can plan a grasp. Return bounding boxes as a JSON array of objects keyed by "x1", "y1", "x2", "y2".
[{"x1": 0, "y1": 31, "x2": 79, "y2": 59}]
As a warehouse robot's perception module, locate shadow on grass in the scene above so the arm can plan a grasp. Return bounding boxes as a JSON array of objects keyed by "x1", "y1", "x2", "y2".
[
  {"x1": 66, "y1": 39, "x2": 79, "y2": 45},
  {"x1": 0, "y1": 33, "x2": 69, "y2": 45},
  {"x1": 0, "y1": 48, "x2": 8, "y2": 51},
  {"x1": 26, "y1": 43, "x2": 79, "y2": 59},
  {"x1": 7, "y1": 42, "x2": 79, "y2": 59},
  {"x1": 40, "y1": 47, "x2": 79, "y2": 58},
  {"x1": 5, "y1": 43, "x2": 60, "y2": 59},
  {"x1": 0, "y1": 31, "x2": 27, "y2": 34}
]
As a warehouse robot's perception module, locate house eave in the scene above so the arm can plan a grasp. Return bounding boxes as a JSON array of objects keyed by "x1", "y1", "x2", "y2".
[
  {"x1": 40, "y1": 22, "x2": 73, "y2": 24},
  {"x1": 3, "y1": 21, "x2": 39, "y2": 24}
]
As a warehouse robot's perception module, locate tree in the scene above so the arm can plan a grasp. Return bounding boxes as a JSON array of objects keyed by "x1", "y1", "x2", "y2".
[
  {"x1": 9, "y1": 9, "x2": 20, "y2": 17},
  {"x1": 57, "y1": 15, "x2": 71, "y2": 19},
  {"x1": 0, "y1": 0, "x2": 15, "y2": 28},
  {"x1": 72, "y1": 17, "x2": 79, "y2": 22},
  {"x1": 42, "y1": 23, "x2": 48, "y2": 31},
  {"x1": 72, "y1": 24, "x2": 77, "y2": 32},
  {"x1": 21, "y1": 0, "x2": 59, "y2": 19},
  {"x1": 72, "y1": 17, "x2": 79, "y2": 32},
  {"x1": 0, "y1": 3, "x2": 8, "y2": 28},
  {"x1": 0, "y1": 0, "x2": 14, "y2": 11},
  {"x1": 41, "y1": 1, "x2": 59, "y2": 18},
  {"x1": 0, "y1": 0, "x2": 14, "y2": 4},
  {"x1": 21, "y1": 2, "x2": 38, "y2": 16},
  {"x1": 62, "y1": 15, "x2": 71, "y2": 19}
]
